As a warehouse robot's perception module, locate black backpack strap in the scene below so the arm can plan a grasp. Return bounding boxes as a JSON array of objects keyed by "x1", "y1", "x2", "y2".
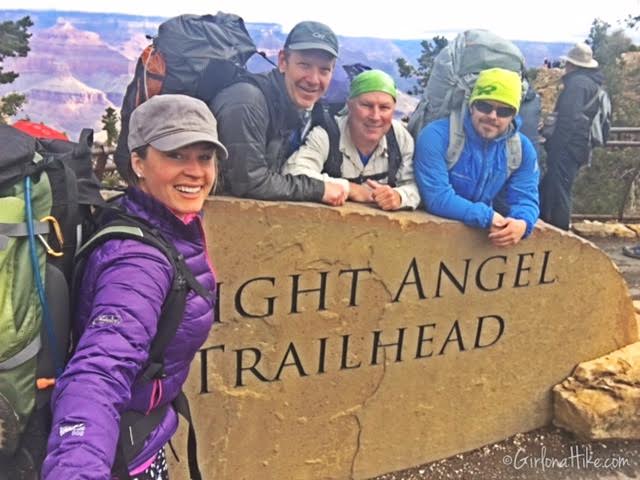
[
  {"x1": 310, "y1": 103, "x2": 343, "y2": 178},
  {"x1": 73, "y1": 208, "x2": 209, "y2": 479},
  {"x1": 112, "y1": 390, "x2": 202, "y2": 480},
  {"x1": 112, "y1": 404, "x2": 170, "y2": 480},
  {"x1": 306, "y1": 108, "x2": 402, "y2": 186},
  {"x1": 173, "y1": 390, "x2": 201, "y2": 480},
  {"x1": 239, "y1": 73, "x2": 280, "y2": 142},
  {"x1": 112, "y1": 391, "x2": 201, "y2": 480},
  {"x1": 76, "y1": 208, "x2": 210, "y2": 380},
  {"x1": 343, "y1": 171, "x2": 389, "y2": 185},
  {"x1": 385, "y1": 126, "x2": 402, "y2": 188},
  {"x1": 583, "y1": 87, "x2": 600, "y2": 114}
]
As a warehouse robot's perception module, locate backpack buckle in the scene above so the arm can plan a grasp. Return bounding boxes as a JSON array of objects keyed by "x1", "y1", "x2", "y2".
[
  {"x1": 38, "y1": 216, "x2": 64, "y2": 257},
  {"x1": 142, "y1": 362, "x2": 166, "y2": 382}
]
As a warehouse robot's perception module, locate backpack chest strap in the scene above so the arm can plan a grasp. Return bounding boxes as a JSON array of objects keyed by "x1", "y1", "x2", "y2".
[
  {"x1": 0, "y1": 336, "x2": 41, "y2": 371},
  {"x1": 0, "y1": 221, "x2": 50, "y2": 238}
]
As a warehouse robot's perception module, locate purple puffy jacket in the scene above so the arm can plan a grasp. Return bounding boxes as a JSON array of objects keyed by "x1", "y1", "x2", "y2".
[{"x1": 42, "y1": 187, "x2": 216, "y2": 478}]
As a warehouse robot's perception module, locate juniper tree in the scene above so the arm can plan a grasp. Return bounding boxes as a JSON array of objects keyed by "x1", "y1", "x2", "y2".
[
  {"x1": 101, "y1": 106, "x2": 119, "y2": 147},
  {"x1": 0, "y1": 16, "x2": 32, "y2": 123},
  {"x1": 396, "y1": 36, "x2": 448, "y2": 96}
]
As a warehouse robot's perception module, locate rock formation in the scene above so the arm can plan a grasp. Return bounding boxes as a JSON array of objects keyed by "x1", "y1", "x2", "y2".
[
  {"x1": 554, "y1": 342, "x2": 640, "y2": 440},
  {"x1": 166, "y1": 198, "x2": 638, "y2": 479}
]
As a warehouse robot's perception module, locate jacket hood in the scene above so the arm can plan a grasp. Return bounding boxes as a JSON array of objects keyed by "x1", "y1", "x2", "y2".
[{"x1": 564, "y1": 67, "x2": 604, "y2": 86}]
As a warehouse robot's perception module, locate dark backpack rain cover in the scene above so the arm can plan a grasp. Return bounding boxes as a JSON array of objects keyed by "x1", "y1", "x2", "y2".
[
  {"x1": 115, "y1": 12, "x2": 259, "y2": 182},
  {"x1": 157, "y1": 13, "x2": 257, "y2": 101}
]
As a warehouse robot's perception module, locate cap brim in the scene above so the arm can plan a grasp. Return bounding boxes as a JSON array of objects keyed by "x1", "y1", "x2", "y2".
[
  {"x1": 286, "y1": 41, "x2": 338, "y2": 57},
  {"x1": 560, "y1": 55, "x2": 599, "y2": 68},
  {"x1": 150, "y1": 131, "x2": 228, "y2": 161}
]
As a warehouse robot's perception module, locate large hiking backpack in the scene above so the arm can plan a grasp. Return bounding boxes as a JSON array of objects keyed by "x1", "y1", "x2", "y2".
[
  {"x1": 0, "y1": 125, "x2": 103, "y2": 476},
  {"x1": 0, "y1": 126, "x2": 206, "y2": 479},
  {"x1": 541, "y1": 86, "x2": 612, "y2": 150},
  {"x1": 589, "y1": 88, "x2": 611, "y2": 147},
  {"x1": 115, "y1": 12, "x2": 269, "y2": 181},
  {"x1": 519, "y1": 78, "x2": 543, "y2": 156},
  {"x1": 407, "y1": 29, "x2": 539, "y2": 177},
  {"x1": 407, "y1": 29, "x2": 525, "y2": 137}
]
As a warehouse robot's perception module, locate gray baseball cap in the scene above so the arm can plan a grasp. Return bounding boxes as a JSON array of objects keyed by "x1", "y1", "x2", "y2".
[
  {"x1": 284, "y1": 21, "x2": 339, "y2": 58},
  {"x1": 128, "y1": 94, "x2": 228, "y2": 160}
]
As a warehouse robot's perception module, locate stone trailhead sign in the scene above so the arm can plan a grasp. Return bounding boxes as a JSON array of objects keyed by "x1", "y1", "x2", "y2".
[{"x1": 171, "y1": 198, "x2": 637, "y2": 480}]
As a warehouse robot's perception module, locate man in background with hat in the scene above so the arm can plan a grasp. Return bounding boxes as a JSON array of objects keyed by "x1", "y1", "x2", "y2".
[
  {"x1": 211, "y1": 20, "x2": 347, "y2": 205},
  {"x1": 539, "y1": 42, "x2": 605, "y2": 230},
  {"x1": 414, "y1": 67, "x2": 539, "y2": 247},
  {"x1": 283, "y1": 69, "x2": 420, "y2": 210}
]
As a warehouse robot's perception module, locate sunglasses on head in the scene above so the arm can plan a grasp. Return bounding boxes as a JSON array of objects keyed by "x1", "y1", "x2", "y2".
[{"x1": 473, "y1": 100, "x2": 516, "y2": 118}]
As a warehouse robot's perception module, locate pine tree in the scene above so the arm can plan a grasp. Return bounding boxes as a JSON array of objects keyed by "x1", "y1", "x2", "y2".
[
  {"x1": 396, "y1": 36, "x2": 448, "y2": 96},
  {"x1": 101, "y1": 106, "x2": 119, "y2": 147},
  {"x1": 0, "y1": 16, "x2": 32, "y2": 123}
]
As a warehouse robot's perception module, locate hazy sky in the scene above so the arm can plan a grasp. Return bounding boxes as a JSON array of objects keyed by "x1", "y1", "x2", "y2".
[{"x1": 6, "y1": 0, "x2": 640, "y2": 42}]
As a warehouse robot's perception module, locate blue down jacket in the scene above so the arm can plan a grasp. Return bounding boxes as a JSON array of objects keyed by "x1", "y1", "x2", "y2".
[
  {"x1": 42, "y1": 187, "x2": 216, "y2": 478},
  {"x1": 414, "y1": 111, "x2": 539, "y2": 237}
]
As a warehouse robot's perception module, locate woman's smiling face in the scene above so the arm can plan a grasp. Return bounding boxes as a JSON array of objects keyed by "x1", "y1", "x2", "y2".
[{"x1": 132, "y1": 142, "x2": 217, "y2": 216}]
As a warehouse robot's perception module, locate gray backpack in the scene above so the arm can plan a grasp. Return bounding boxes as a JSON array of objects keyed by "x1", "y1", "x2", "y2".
[
  {"x1": 407, "y1": 29, "x2": 529, "y2": 176},
  {"x1": 588, "y1": 88, "x2": 611, "y2": 147},
  {"x1": 541, "y1": 87, "x2": 612, "y2": 149}
]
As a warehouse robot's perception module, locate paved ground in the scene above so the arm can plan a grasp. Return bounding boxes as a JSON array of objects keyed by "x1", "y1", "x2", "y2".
[
  {"x1": 373, "y1": 426, "x2": 640, "y2": 480},
  {"x1": 588, "y1": 236, "x2": 640, "y2": 300},
  {"x1": 372, "y1": 234, "x2": 640, "y2": 480}
]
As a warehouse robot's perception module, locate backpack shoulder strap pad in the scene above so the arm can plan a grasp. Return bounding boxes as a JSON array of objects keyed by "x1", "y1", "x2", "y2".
[
  {"x1": 445, "y1": 109, "x2": 522, "y2": 178},
  {"x1": 505, "y1": 133, "x2": 522, "y2": 178},
  {"x1": 446, "y1": 107, "x2": 466, "y2": 170},
  {"x1": 73, "y1": 209, "x2": 210, "y2": 380},
  {"x1": 311, "y1": 104, "x2": 342, "y2": 178},
  {"x1": 385, "y1": 124, "x2": 402, "y2": 187},
  {"x1": 583, "y1": 87, "x2": 601, "y2": 112},
  {"x1": 238, "y1": 73, "x2": 280, "y2": 141}
]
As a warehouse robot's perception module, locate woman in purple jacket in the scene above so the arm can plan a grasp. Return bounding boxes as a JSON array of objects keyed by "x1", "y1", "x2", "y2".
[{"x1": 42, "y1": 94, "x2": 227, "y2": 480}]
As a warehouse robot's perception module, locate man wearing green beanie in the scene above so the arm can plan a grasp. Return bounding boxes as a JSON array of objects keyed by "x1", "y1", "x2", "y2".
[
  {"x1": 414, "y1": 67, "x2": 539, "y2": 247},
  {"x1": 283, "y1": 69, "x2": 420, "y2": 210}
]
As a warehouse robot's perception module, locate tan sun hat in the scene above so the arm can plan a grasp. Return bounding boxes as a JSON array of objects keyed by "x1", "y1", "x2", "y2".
[{"x1": 561, "y1": 43, "x2": 598, "y2": 69}]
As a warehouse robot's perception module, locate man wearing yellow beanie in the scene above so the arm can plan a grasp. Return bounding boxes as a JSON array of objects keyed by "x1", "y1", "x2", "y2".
[
  {"x1": 283, "y1": 69, "x2": 420, "y2": 210},
  {"x1": 414, "y1": 67, "x2": 539, "y2": 247}
]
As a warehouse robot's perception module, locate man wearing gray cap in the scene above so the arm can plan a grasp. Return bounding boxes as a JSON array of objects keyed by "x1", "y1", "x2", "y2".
[
  {"x1": 539, "y1": 42, "x2": 605, "y2": 230},
  {"x1": 211, "y1": 21, "x2": 347, "y2": 205}
]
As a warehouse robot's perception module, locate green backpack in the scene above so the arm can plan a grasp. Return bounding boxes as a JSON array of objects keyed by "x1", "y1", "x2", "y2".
[{"x1": 0, "y1": 125, "x2": 104, "y2": 476}]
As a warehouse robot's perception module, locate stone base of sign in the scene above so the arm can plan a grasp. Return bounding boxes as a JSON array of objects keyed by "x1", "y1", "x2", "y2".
[
  {"x1": 572, "y1": 221, "x2": 637, "y2": 238},
  {"x1": 553, "y1": 341, "x2": 640, "y2": 440},
  {"x1": 168, "y1": 198, "x2": 638, "y2": 480}
]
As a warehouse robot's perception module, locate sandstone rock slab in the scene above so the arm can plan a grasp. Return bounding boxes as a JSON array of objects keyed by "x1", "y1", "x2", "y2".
[
  {"x1": 572, "y1": 221, "x2": 637, "y2": 239},
  {"x1": 170, "y1": 199, "x2": 637, "y2": 480},
  {"x1": 553, "y1": 342, "x2": 640, "y2": 440}
]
